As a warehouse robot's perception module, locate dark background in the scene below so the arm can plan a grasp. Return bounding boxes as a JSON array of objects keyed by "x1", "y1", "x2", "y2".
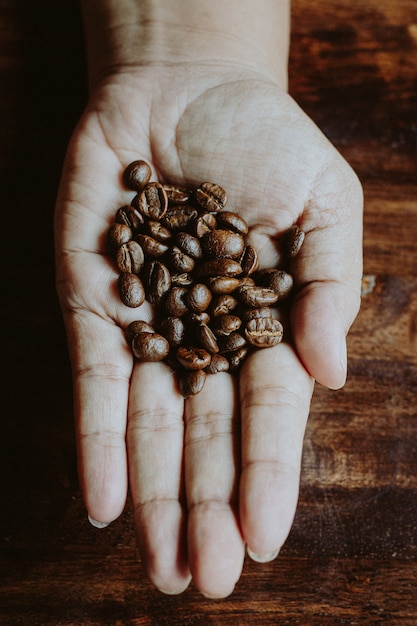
[{"x1": 1, "y1": 0, "x2": 417, "y2": 624}]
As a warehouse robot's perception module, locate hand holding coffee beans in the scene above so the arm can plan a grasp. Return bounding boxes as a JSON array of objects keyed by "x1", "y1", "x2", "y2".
[{"x1": 107, "y1": 160, "x2": 304, "y2": 397}]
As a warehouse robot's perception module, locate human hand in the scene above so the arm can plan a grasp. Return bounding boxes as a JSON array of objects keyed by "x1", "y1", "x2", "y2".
[{"x1": 55, "y1": 56, "x2": 362, "y2": 598}]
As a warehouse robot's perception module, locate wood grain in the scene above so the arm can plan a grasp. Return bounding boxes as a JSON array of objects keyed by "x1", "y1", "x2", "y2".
[{"x1": 1, "y1": 0, "x2": 417, "y2": 624}]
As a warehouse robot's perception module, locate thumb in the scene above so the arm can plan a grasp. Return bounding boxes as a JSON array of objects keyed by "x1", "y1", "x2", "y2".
[{"x1": 290, "y1": 161, "x2": 363, "y2": 389}]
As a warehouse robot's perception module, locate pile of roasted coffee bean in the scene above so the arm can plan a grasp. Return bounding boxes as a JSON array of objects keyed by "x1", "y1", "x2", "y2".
[{"x1": 107, "y1": 160, "x2": 305, "y2": 397}]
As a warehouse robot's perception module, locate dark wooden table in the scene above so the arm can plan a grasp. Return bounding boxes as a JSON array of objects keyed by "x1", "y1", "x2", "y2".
[{"x1": 1, "y1": 1, "x2": 416, "y2": 624}]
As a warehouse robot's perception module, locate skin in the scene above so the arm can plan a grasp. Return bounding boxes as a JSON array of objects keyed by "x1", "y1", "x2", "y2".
[{"x1": 55, "y1": 0, "x2": 363, "y2": 598}]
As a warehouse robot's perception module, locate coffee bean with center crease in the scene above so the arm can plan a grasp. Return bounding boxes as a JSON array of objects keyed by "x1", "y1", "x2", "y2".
[
  {"x1": 163, "y1": 184, "x2": 192, "y2": 205},
  {"x1": 116, "y1": 205, "x2": 144, "y2": 231},
  {"x1": 239, "y1": 276, "x2": 255, "y2": 288},
  {"x1": 169, "y1": 246, "x2": 195, "y2": 273},
  {"x1": 145, "y1": 220, "x2": 172, "y2": 243},
  {"x1": 239, "y1": 244, "x2": 259, "y2": 276},
  {"x1": 237, "y1": 285, "x2": 279, "y2": 307},
  {"x1": 175, "y1": 232, "x2": 203, "y2": 259},
  {"x1": 135, "y1": 182, "x2": 168, "y2": 220},
  {"x1": 116, "y1": 240, "x2": 144, "y2": 274},
  {"x1": 282, "y1": 224, "x2": 305, "y2": 258},
  {"x1": 195, "y1": 182, "x2": 227, "y2": 212},
  {"x1": 195, "y1": 323, "x2": 219, "y2": 354},
  {"x1": 245, "y1": 317, "x2": 283, "y2": 348},
  {"x1": 144, "y1": 260, "x2": 172, "y2": 305},
  {"x1": 193, "y1": 212, "x2": 217, "y2": 238},
  {"x1": 170, "y1": 272, "x2": 194, "y2": 287},
  {"x1": 216, "y1": 210, "x2": 249, "y2": 235},
  {"x1": 241, "y1": 306, "x2": 273, "y2": 322},
  {"x1": 176, "y1": 346, "x2": 211, "y2": 370},
  {"x1": 136, "y1": 234, "x2": 169, "y2": 258},
  {"x1": 162, "y1": 205, "x2": 198, "y2": 231},
  {"x1": 210, "y1": 294, "x2": 239, "y2": 317}
]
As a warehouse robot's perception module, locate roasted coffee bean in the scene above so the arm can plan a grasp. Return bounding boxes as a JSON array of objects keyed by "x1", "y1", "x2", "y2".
[
  {"x1": 245, "y1": 317, "x2": 283, "y2": 348},
  {"x1": 207, "y1": 276, "x2": 241, "y2": 294},
  {"x1": 216, "y1": 210, "x2": 249, "y2": 235},
  {"x1": 218, "y1": 331, "x2": 246, "y2": 353},
  {"x1": 118, "y1": 273, "x2": 145, "y2": 308},
  {"x1": 195, "y1": 323, "x2": 219, "y2": 354},
  {"x1": 134, "y1": 181, "x2": 168, "y2": 220},
  {"x1": 159, "y1": 316, "x2": 185, "y2": 347},
  {"x1": 186, "y1": 283, "x2": 212, "y2": 312},
  {"x1": 169, "y1": 246, "x2": 195, "y2": 273},
  {"x1": 237, "y1": 285, "x2": 279, "y2": 307},
  {"x1": 165, "y1": 286, "x2": 189, "y2": 317},
  {"x1": 175, "y1": 232, "x2": 203, "y2": 259},
  {"x1": 107, "y1": 222, "x2": 133, "y2": 253},
  {"x1": 145, "y1": 260, "x2": 172, "y2": 305},
  {"x1": 116, "y1": 205, "x2": 144, "y2": 231},
  {"x1": 228, "y1": 346, "x2": 248, "y2": 371},
  {"x1": 196, "y1": 258, "x2": 243, "y2": 278},
  {"x1": 241, "y1": 306, "x2": 273, "y2": 322},
  {"x1": 210, "y1": 294, "x2": 239, "y2": 317},
  {"x1": 195, "y1": 182, "x2": 227, "y2": 212},
  {"x1": 205, "y1": 353, "x2": 230, "y2": 374},
  {"x1": 116, "y1": 240, "x2": 144, "y2": 274},
  {"x1": 256, "y1": 268, "x2": 293, "y2": 299},
  {"x1": 136, "y1": 234, "x2": 169, "y2": 258},
  {"x1": 239, "y1": 276, "x2": 256, "y2": 288},
  {"x1": 145, "y1": 220, "x2": 173, "y2": 243},
  {"x1": 180, "y1": 369, "x2": 207, "y2": 397},
  {"x1": 240, "y1": 244, "x2": 259, "y2": 276},
  {"x1": 163, "y1": 184, "x2": 192, "y2": 205},
  {"x1": 193, "y1": 212, "x2": 217, "y2": 238},
  {"x1": 162, "y1": 205, "x2": 198, "y2": 231},
  {"x1": 170, "y1": 272, "x2": 194, "y2": 287},
  {"x1": 187, "y1": 311, "x2": 210, "y2": 325},
  {"x1": 126, "y1": 320, "x2": 155, "y2": 343},
  {"x1": 176, "y1": 346, "x2": 211, "y2": 370},
  {"x1": 211, "y1": 314, "x2": 242, "y2": 336},
  {"x1": 132, "y1": 332, "x2": 170, "y2": 361},
  {"x1": 202, "y1": 229, "x2": 245, "y2": 259},
  {"x1": 123, "y1": 160, "x2": 152, "y2": 191},
  {"x1": 282, "y1": 224, "x2": 305, "y2": 258}
]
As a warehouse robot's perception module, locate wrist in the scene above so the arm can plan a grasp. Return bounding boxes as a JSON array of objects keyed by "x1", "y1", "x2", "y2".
[{"x1": 80, "y1": 0, "x2": 290, "y2": 89}]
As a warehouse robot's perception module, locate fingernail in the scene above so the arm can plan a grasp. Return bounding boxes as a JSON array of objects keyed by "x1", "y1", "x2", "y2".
[
  {"x1": 247, "y1": 547, "x2": 280, "y2": 563},
  {"x1": 88, "y1": 514, "x2": 111, "y2": 529}
]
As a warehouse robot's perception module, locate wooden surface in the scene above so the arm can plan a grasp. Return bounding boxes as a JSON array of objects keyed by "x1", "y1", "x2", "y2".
[{"x1": 1, "y1": 0, "x2": 417, "y2": 624}]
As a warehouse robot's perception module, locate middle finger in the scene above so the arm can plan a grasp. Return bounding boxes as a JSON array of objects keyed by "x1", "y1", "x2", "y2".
[{"x1": 184, "y1": 371, "x2": 245, "y2": 598}]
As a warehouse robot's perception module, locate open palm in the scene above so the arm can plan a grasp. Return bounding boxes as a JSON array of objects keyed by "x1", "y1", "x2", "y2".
[{"x1": 55, "y1": 64, "x2": 362, "y2": 597}]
